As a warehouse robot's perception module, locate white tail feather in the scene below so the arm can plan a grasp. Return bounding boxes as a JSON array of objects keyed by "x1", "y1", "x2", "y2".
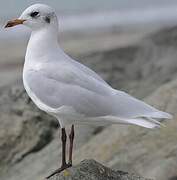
[
  {"x1": 141, "y1": 111, "x2": 172, "y2": 119},
  {"x1": 121, "y1": 117, "x2": 160, "y2": 129},
  {"x1": 88, "y1": 116, "x2": 163, "y2": 128}
]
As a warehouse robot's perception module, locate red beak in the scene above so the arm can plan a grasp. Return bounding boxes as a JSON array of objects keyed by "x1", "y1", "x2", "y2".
[{"x1": 5, "y1": 19, "x2": 26, "y2": 28}]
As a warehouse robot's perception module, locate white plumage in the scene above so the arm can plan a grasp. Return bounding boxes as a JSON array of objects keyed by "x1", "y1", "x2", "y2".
[
  {"x1": 5, "y1": 4, "x2": 174, "y2": 177},
  {"x1": 18, "y1": 4, "x2": 172, "y2": 128}
]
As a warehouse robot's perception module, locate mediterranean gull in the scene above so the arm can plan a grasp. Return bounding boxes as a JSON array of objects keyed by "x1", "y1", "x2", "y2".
[{"x1": 5, "y1": 3, "x2": 172, "y2": 179}]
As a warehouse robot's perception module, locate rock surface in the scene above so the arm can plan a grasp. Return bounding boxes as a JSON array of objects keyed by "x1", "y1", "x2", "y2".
[
  {"x1": 0, "y1": 83, "x2": 57, "y2": 172},
  {"x1": 77, "y1": 26, "x2": 177, "y2": 98},
  {"x1": 48, "y1": 159, "x2": 152, "y2": 180}
]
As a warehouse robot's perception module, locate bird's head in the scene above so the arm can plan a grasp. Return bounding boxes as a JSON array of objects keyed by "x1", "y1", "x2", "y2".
[{"x1": 5, "y1": 4, "x2": 58, "y2": 30}]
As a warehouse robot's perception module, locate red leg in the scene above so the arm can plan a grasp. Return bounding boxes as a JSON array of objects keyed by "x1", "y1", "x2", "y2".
[
  {"x1": 68, "y1": 125, "x2": 75, "y2": 165},
  {"x1": 61, "y1": 128, "x2": 67, "y2": 166},
  {"x1": 46, "y1": 128, "x2": 71, "y2": 179}
]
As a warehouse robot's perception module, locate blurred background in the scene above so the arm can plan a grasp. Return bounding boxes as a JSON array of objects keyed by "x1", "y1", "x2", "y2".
[{"x1": 1, "y1": 1, "x2": 177, "y2": 180}]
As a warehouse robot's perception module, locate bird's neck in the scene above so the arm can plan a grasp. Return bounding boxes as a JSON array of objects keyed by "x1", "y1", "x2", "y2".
[{"x1": 26, "y1": 26, "x2": 60, "y2": 60}]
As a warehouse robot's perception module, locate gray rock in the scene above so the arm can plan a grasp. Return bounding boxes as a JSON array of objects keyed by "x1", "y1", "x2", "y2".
[
  {"x1": 76, "y1": 26, "x2": 177, "y2": 98},
  {"x1": 48, "y1": 159, "x2": 152, "y2": 180},
  {"x1": 0, "y1": 84, "x2": 57, "y2": 173}
]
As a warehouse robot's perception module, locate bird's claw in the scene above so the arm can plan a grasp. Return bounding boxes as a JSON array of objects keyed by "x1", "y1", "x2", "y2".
[{"x1": 46, "y1": 163, "x2": 72, "y2": 179}]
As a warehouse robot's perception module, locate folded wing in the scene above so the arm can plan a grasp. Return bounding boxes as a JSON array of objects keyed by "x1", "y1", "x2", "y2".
[{"x1": 24, "y1": 62, "x2": 172, "y2": 128}]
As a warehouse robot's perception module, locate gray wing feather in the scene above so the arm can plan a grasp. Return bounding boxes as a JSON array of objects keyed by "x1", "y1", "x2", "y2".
[{"x1": 24, "y1": 62, "x2": 171, "y2": 119}]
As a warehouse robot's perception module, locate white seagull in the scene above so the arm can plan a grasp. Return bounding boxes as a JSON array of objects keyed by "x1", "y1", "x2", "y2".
[{"x1": 5, "y1": 3, "x2": 172, "y2": 179}]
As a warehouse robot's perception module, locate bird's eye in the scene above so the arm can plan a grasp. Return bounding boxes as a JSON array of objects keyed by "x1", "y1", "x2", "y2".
[{"x1": 30, "y1": 11, "x2": 39, "y2": 18}]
